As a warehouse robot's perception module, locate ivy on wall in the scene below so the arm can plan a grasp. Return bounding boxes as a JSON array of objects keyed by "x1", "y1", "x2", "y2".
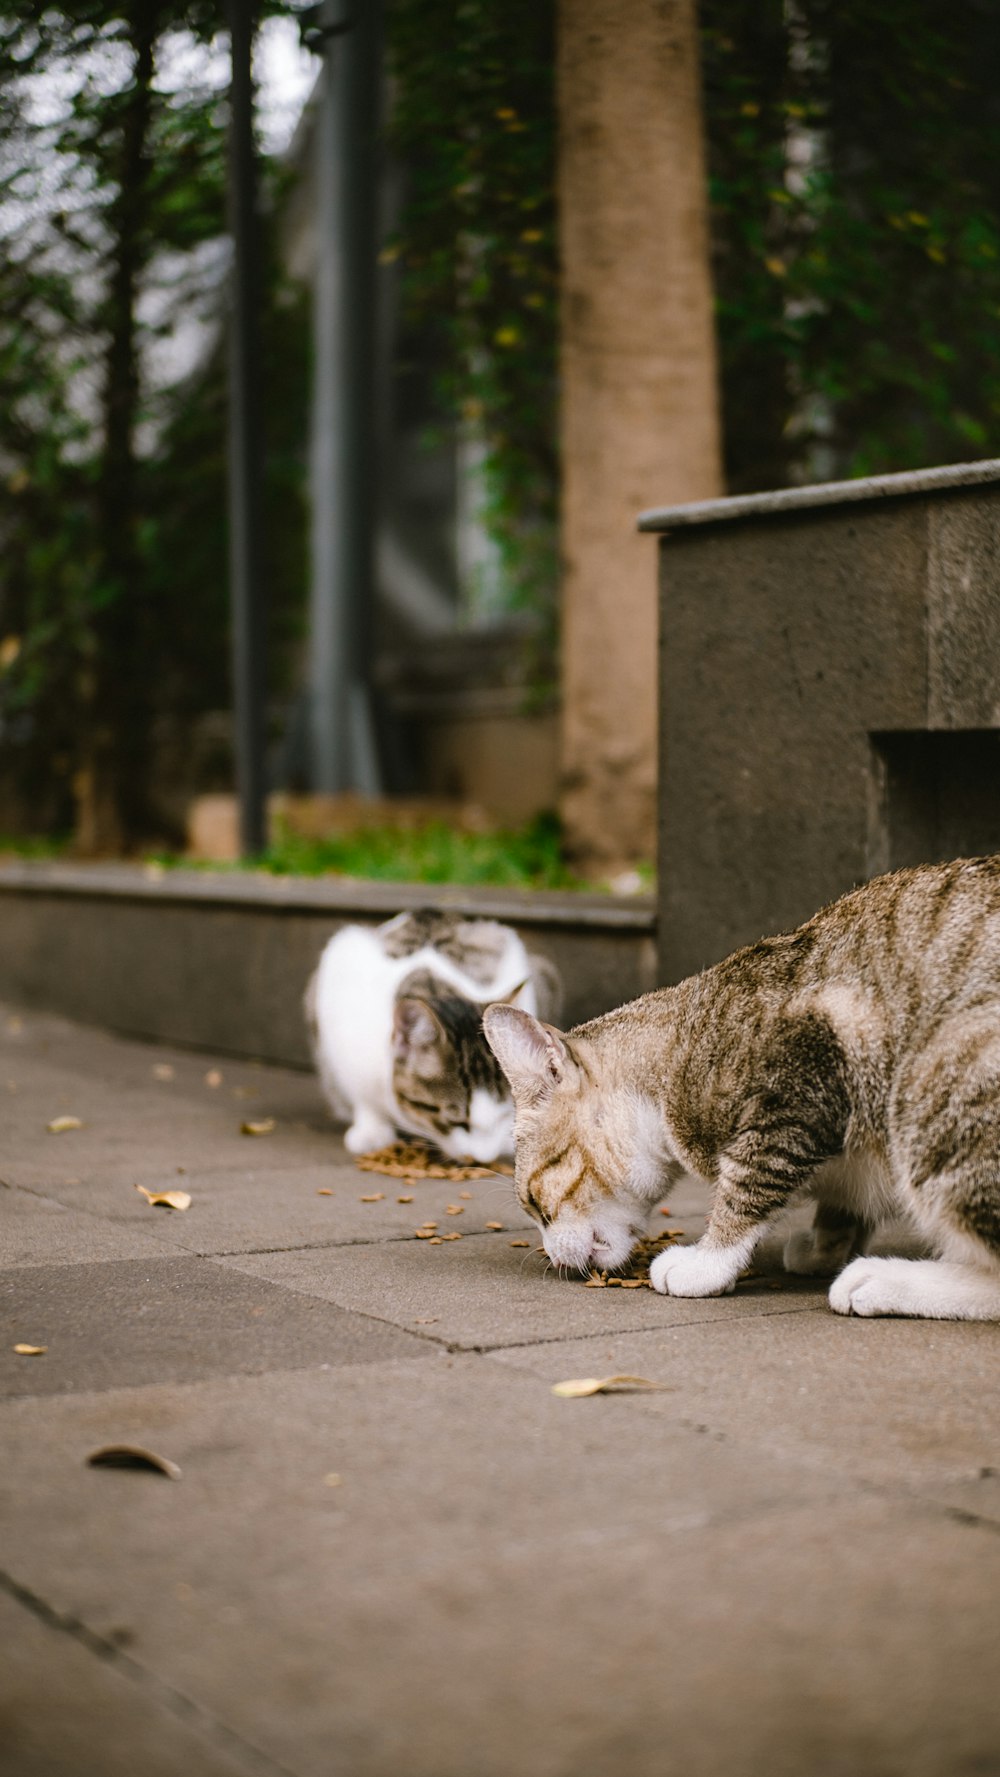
[{"x1": 388, "y1": 0, "x2": 1000, "y2": 569}]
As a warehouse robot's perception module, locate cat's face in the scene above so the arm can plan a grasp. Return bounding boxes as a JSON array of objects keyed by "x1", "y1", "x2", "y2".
[
  {"x1": 483, "y1": 1006, "x2": 654, "y2": 1272},
  {"x1": 392, "y1": 993, "x2": 513, "y2": 1163}
]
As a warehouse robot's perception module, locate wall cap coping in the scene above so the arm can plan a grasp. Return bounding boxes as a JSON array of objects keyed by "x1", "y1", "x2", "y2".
[
  {"x1": 0, "y1": 860, "x2": 655, "y2": 935},
  {"x1": 637, "y1": 456, "x2": 1000, "y2": 533}
]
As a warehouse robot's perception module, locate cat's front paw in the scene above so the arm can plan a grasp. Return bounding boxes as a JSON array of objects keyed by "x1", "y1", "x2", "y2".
[
  {"x1": 344, "y1": 1113, "x2": 396, "y2": 1155},
  {"x1": 649, "y1": 1242, "x2": 740, "y2": 1298}
]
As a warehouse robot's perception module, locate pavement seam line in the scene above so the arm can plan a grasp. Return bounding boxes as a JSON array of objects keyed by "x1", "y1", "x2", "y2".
[{"x1": 0, "y1": 1566, "x2": 302, "y2": 1777}]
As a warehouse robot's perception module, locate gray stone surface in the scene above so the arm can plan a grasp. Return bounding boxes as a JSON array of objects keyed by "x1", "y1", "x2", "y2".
[
  {"x1": 655, "y1": 474, "x2": 1000, "y2": 980},
  {"x1": 223, "y1": 1229, "x2": 823, "y2": 1349},
  {"x1": 2, "y1": 1009, "x2": 999, "y2": 1777},
  {"x1": 0, "y1": 1592, "x2": 255, "y2": 1777},
  {"x1": 638, "y1": 452, "x2": 1000, "y2": 529}
]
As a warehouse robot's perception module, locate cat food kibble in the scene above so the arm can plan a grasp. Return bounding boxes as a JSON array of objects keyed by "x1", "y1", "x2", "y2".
[{"x1": 355, "y1": 1140, "x2": 514, "y2": 1182}]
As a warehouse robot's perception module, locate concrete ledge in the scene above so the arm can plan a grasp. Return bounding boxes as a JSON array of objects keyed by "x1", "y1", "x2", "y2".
[
  {"x1": 0, "y1": 863, "x2": 656, "y2": 1065},
  {"x1": 638, "y1": 455, "x2": 1000, "y2": 532}
]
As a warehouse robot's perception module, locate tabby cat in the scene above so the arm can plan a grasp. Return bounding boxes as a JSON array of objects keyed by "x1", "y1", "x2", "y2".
[
  {"x1": 484, "y1": 856, "x2": 1000, "y2": 1319},
  {"x1": 308, "y1": 908, "x2": 561, "y2": 1161}
]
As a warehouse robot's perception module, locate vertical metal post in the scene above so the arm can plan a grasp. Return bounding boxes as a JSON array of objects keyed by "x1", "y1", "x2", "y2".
[
  {"x1": 226, "y1": 0, "x2": 267, "y2": 854},
  {"x1": 308, "y1": 0, "x2": 382, "y2": 794}
]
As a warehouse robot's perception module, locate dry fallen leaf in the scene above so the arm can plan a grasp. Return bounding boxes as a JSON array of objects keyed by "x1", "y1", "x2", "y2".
[
  {"x1": 414, "y1": 1229, "x2": 436, "y2": 1240},
  {"x1": 204, "y1": 1069, "x2": 223, "y2": 1088},
  {"x1": 551, "y1": 1375, "x2": 666, "y2": 1399},
  {"x1": 47, "y1": 1115, "x2": 82, "y2": 1134},
  {"x1": 397, "y1": 1194, "x2": 414, "y2": 1204},
  {"x1": 459, "y1": 1191, "x2": 472, "y2": 1200},
  {"x1": 509, "y1": 1240, "x2": 530, "y2": 1249},
  {"x1": 317, "y1": 1188, "x2": 333, "y2": 1196},
  {"x1": 359, "y1": 1192, "x2": 384, "y2": 1203},
  {"x1": 445, "y1": 1205, "x2": 464, "y2": 1216},
  {"x1": 428, "y1": 1236, "x2": 444, "y2": 1245},
  {"x1": 135, "y1": 1184, "x2": 192, "y2": 1211},
  {"x1": 485, "y1": 1222, "x2": 503, "y2": 1232},
  {"x1": 87, "y1": 1444, "x2": 181, "y2": 1480},
  {"x1": 241, "y1": 1118, "x2": 275, "y2": 1136},
  {"x1": 323, "y1": 1472, "x2": 342, "y2": 1488},
  {"x1": 13, "y1": 1343, "x2": 47, "y2": 1356},
  {"x1": 152, "y1": 1064, "x2": 175, "y2": 1081}
]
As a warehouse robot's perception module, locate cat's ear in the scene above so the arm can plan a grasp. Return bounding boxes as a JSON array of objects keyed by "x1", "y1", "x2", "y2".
[
  {"x1": 481, "y1": 1005, "x2": 570, "y2": 1102},
  {"x1": 393, "y1": 998, "x2": 443, "y2": 1058}
]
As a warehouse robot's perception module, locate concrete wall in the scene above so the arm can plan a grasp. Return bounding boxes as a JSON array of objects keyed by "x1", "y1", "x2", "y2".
[
  {"x1": 0, "y1": 865, "x2": 655, "y2": 1064},
  {"x1": 641, "y1": 459, "x2": 1000, "y2": 982}
]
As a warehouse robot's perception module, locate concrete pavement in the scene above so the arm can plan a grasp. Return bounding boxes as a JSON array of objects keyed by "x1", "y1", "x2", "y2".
[{"x1": 1, "y1": 1006, "x2": 999, "y2": 1777}]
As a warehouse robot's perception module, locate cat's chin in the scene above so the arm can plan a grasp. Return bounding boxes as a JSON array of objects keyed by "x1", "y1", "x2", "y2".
[{"x1": 542, "y1": 1216, "x2": 642, "y2": 1275}]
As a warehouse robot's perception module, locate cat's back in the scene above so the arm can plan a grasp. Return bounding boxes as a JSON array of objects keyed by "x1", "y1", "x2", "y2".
[
  {"x1": 804, "y1": 854, "x2": 1000, "y2": 1005},
  {"x1": 380, "y1": 908, "x2": 532, "y2": 1000}
]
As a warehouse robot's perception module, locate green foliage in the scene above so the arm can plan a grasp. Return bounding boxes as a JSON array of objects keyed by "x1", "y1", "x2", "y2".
[
  {"x1": 0, "y1": 2, "x2": 308, "y2": 843},
  {"x1": 386, "y1": 0, "x2": 559, "y2": 618},
  {"x1": 258, "y1": 811, "x2": 584, "y2": 890},
  {"x1": 390, "y1": 0, "x2": 1000, "y2": 541},
  {"x1": 702, "y1": 0, "x2": 1000, "y2": 486}
]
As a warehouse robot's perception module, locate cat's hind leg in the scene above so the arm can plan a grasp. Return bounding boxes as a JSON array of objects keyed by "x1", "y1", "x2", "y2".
[
  {"x1": 831, "y1": 1021, "x2": 1000, "y2": 1319},
  {"x1": 830, "y1": 1254, "x2": 1000, "y2": 1319},
  {"x1": 784, "y1": 1201, "x2": 870, "y2": 1276}
]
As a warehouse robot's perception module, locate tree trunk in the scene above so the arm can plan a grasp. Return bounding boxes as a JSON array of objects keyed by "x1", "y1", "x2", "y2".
[
  {"x1": 557, "y1": 0, "x2": 723, "y2": 873},
  {"x1": 75, "y1": 1, "x2": 159, "y2": 856}
]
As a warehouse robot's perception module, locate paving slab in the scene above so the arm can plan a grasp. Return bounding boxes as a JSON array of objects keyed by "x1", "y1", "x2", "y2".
[
  {"x1": 3, "y1": 1007, "x2": 1000, "y2": 1777},
  {"x1": 2, "y1": 1359, "x2": 998, "y2": 1777},
  {"x1": 0, "y1": 1590, "x2": 261, "y2": 1777},
  {"x1": 490, "y1": 1310, "x2": 1000, "y2": 1491},
  {"x1": 25, "y1": 1163, "x2": 534, "y2": 1257},
  {"x1": 1, "y1": 1256, "x2": 431, "y2": 1398},
  {"x1": 0, "y1": 1180, "x2": 172, "y2": 1268},
  {"x1": 223, "y1": 1230, "x2": 826, "y2": 1348}
]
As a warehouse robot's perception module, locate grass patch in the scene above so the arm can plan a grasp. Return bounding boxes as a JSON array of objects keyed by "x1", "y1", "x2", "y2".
[
  {"x1": 0, "y1": 833, "x2": 71, "y2": 861},
  {"x1": 256, "y1": 811, "x2": 588, "y2": 890}
]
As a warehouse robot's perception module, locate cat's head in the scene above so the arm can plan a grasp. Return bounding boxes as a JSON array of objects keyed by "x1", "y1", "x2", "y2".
[
  {"x1": 392, "y1": 989, "x2": 513, "y2": 1163},
  {"x1": 483, "y1": 1005, "x2": 654, "y2": 1272}
]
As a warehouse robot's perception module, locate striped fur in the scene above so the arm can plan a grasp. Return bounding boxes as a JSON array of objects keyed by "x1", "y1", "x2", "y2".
[{"x1": 484, "y1": 856, "x2": 1000, "y2": 1318}]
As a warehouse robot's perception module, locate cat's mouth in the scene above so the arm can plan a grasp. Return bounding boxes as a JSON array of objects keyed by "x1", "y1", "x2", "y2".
[{"x1": 542, "y1": 1219, "x2": 645, "y2": 1275}]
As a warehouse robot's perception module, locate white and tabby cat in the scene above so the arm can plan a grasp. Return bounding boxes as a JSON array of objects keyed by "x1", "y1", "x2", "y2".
[
  {"x1": 308, "y1": 908, "x2": 561, "y2": 1161},
  {"x1": 484, "y1": 856, "x2": 1000, "y2": 1320}
]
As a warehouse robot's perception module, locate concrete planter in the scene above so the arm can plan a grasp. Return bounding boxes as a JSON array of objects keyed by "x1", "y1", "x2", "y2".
[
  {"x1": 0, "y1": 863, "x2": 655, "y2": 1064},
  {"x1": 640, "y1": 457, "x2": 1000, "y2": 982}
]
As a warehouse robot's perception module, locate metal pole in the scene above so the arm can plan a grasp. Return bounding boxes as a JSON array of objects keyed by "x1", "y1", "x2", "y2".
[
  {"x1": 226, "y1": 0, "x2": 267, "y2": 854},
  {"x1": 308, "y1": 0, "x2": 382, "y2": 794}
]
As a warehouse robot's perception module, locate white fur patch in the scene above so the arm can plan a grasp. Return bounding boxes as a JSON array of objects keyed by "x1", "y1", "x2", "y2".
[
  {"x1": 626, "y1": 1095, "x2": 674, "y2": 1201},
  {"x1": 649, "y1": 1232, "x2": 758, "y2": 1298}
]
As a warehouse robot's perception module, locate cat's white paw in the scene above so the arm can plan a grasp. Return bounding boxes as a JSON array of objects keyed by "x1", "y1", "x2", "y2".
[
  {"x1": 829, "y1": 1255, "x2": 1000, "y2": 1320},
  {"x1": 649, "y1": 1241, "x2": 740, "y2": 1298},
  {"x1": 344, "y1": 1113, "x2": 396, "y2": 1155}
]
